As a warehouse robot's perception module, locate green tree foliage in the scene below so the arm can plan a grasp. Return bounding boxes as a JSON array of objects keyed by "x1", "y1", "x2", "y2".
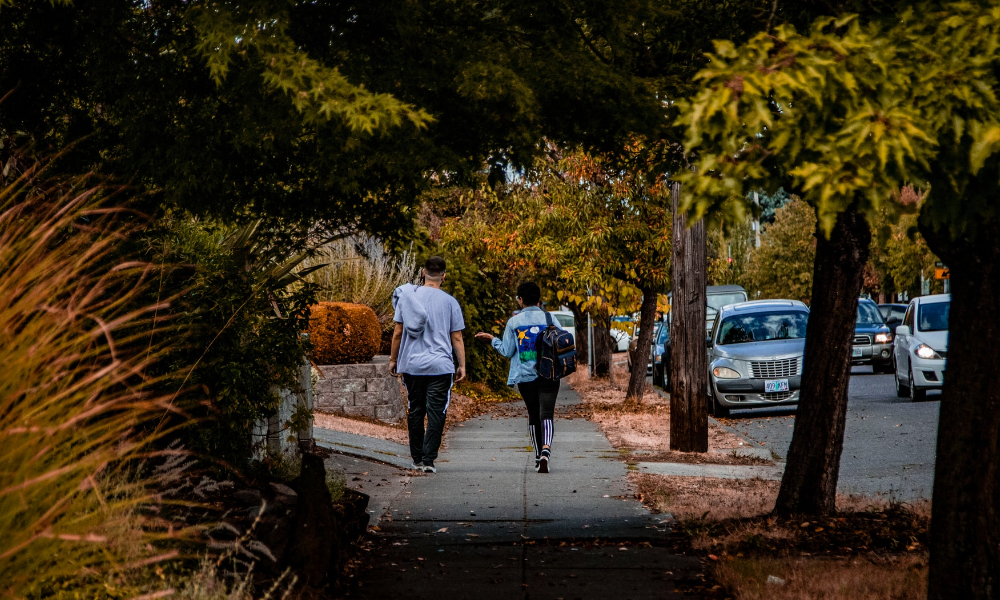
[
  {"x1": 707, "y1": 219, "x2": 756, "y2": 289},
  {"x1": 147, "y1": 217, "x2": 316, "y2": 468},
  {"x1": 753, "y1": 188, "x2": 792, "y2": 224},
  {"x1": 443, "y1": 147, "x2": 671, "y2": 397},
  {"x1": 748, "y1": 199, "x2": 817, "y2": 303},
  {"x1": 675, "y1": 15, "x2": 933, "y2": 232}
]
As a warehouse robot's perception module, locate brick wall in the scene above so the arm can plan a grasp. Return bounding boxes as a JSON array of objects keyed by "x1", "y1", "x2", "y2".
[{"x1": 314, "y1": 356, "x2": 405, "y2": 422}]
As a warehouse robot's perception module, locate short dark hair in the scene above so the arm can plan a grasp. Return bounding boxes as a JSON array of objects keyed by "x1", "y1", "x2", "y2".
[
  {"x1": 424, "y1": 256, "x2": 446, "y2": 277},
  {"x1": 516, "y1": 281, "x2": 541, "y2": 306}
]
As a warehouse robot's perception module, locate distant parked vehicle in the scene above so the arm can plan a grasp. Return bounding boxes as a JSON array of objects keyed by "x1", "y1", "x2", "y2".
[
  {"x1": 548, "y1": 310, "x2": 577, "y2": 339},
  {"x1": 651, "y1": 322, "x2": 670, "y2": 388},
  {"x1": 667, "y1": 284, "x2": 749, "y2": 333},
  {"x1": 707, "y1": 300, "x2": 809, "y2": 417},
  {"x1": 610, "y1": 316, "x2": 632, "y2": 352},
  {"x1": 853, "y1": 298, "x2": 894, "y2": 374},
  {"x1": 879, "y1": 303, "x2": 907, "y2": 326},
  {"x1": 893, "y1": 294, "x2": 950, "y2": 400}
]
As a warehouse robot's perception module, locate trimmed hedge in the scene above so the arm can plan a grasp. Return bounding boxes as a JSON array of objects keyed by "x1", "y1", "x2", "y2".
[{"x1": 310, "y1": 302, "x2": 381, "y2": 364}]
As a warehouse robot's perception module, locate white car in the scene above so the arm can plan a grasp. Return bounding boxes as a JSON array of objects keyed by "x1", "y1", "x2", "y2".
[
  {"x1": 610, "y1": 327, "x2": 630, "y2": 352},
  {"x1": 550, "y1": 310, "x2": 630, "y2": 352},
  {"x1": 548, "y1": 310, "x2": 576, "y2": 339},
  {"x1": 893, "y1": 294, "x2": 949, "y2": 400}
]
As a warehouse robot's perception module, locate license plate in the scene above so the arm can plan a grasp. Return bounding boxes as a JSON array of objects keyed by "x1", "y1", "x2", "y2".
[
  {"x1": 765, "y1": 379, "x2": 789, "y2": 393},
  {"x1": 852, "y1": 347, "x2": 863, "y2": 357}
]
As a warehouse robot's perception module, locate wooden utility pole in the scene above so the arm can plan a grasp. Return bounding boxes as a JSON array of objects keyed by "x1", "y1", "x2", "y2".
[{"x1": 669, "y1": 181, "x2": 708, "y2": 452}]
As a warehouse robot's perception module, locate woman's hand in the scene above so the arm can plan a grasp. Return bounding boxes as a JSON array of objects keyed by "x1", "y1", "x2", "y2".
[{"x1": 474, "y1": 332, "x2": 495, "y2": 342}]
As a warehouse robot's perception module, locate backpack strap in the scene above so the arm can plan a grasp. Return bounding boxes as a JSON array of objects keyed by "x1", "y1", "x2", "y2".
[{"x1": 544, "y1": 311, "x2": 554, "y2": 328}]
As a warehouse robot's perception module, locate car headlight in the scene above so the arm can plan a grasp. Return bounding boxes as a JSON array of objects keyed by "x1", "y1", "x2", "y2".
[
  {"x1": 875, "y1": 333, "x2": 892, "y2": 344},
  {"x1": 713, "y1": 366, "x2": 741, "y2": 379},
  {"x1": 914, "y1": 344, "x2": 942, "y2": 360}
]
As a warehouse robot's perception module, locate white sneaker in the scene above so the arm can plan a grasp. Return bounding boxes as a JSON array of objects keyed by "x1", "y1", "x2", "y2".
[
  {"x1": 423, "y1": 464, "x2": 437, "y2": 474},
  {"x1": 411, "y1": 462, "x2": 425, "y2": 471}
]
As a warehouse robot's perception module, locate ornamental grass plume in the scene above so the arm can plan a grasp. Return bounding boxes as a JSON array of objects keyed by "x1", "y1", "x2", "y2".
[{"x1": 0, "y1": 168, "x2": 185, "y2": 597}]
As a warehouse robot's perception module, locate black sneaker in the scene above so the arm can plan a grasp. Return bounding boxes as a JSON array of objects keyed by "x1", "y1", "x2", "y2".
[
  {"x1": 423, "y1": 463, "x2": 437, "y2": 474},
  {"x1": 537, "y1": 455, "x2": 549, "y2": 474}
]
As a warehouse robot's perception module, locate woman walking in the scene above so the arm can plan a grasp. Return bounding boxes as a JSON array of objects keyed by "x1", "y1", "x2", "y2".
[{"x1": 475, "y1": 282, "x2": 560, "y2": 473}]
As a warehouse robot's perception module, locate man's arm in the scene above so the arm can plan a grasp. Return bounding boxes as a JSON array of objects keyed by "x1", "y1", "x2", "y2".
[
  {"x1": 451, "y1": 330, "x2": 466, "y2": 382},
  {"x1": 388, "y1": 322, "x2": 404, "y2": 376}
]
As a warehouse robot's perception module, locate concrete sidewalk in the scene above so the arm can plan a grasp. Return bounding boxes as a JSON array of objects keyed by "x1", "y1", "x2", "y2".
[{"x1": 348, "y1": 385, "x2": 711, "y2": 600}]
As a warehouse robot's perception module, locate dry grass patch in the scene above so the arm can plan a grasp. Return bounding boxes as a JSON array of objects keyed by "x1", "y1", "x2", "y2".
[
  {"x1": 713, "y1": 554, "x2": 927, "y2": 600},
  {"x1": 632, "y1": 472, "x2": 780, "y2": 521},
  {"x1": 567, "y1": 367, "x2": 761, "y2": 464}
]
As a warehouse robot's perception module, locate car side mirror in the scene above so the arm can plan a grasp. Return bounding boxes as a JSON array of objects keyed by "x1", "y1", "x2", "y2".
[
  {"x1": 886, "y1": 316, "x2": 900, "y2": 326},
  {"x1": 895, "y1": 325, "x2": 910, "y2": 337},
  {"x1": 706, "y1": 336, "x2": 713, "y2": 348}
]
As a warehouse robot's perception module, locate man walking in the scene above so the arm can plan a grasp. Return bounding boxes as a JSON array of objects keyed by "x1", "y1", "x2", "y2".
[
  {"x1": 475, "y1": 282, "x2": 560, "y2": 473},
  {"x1": 389, "y1": 256, "x2": 466, "y2": 473}
]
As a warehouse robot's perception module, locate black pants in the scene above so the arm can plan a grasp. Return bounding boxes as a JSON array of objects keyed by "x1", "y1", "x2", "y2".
[
  {"x1": 402, "y1": 373, "x2": 453, "y2": 466},
  {"x1": 516, "y1": 377, "x2": 560, "y2": 457}
]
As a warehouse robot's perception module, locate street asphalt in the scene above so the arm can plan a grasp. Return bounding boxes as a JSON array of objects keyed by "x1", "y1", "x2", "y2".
[
  {"x1": 339, "y1": 386, "x2": 714, "y2": 600},
  {"x1": 720, "y1": 366, "x2": 940, "y2": 502}
]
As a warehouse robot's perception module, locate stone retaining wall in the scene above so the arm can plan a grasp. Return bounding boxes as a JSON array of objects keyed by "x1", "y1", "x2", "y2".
[{"x1": 314, "y1": 356, "x2": 405, "y2": 422}]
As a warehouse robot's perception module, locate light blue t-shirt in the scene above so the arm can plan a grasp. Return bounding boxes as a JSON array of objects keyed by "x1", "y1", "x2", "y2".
[{"x1": 393, "y1": 286, "x2": 465, "y2": 376}]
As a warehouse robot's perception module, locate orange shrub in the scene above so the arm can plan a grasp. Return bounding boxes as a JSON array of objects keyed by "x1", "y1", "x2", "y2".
[{"x1": 310, "y1": 302, "x2": 381, "y2": 364}]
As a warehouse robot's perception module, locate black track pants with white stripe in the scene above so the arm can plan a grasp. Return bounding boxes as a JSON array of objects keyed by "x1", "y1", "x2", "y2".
[
  {"x1": 516, "y1": 377, "x2": 560, "y2": 458},
  {"x1": 402, "y1": 373, "x2": 453, "y2": 466}
]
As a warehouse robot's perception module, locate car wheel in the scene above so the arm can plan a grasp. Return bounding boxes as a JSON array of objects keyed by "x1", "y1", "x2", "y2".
[
  {"x1": 909, "y1": 368, "x2": 926, "y2": 401},
  {"x1": 894, "y1": 359, "x2": 909, "y2": 398},
  {"x1": 652, "y1": 363, "x2": 664, "y2": 388},
  {"x1": 710, "y1": 391, "x2": 730, "y2": 418}
]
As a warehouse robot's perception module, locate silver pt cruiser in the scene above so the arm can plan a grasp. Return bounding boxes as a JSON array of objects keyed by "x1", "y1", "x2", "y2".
[{"x1": 707, "y1": 300, "x2": 809, "y2": 417}]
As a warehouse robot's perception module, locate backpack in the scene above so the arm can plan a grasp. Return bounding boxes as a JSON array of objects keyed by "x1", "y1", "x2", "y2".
[{"x1": 535, "y1": 312, "x2": 577, "y2": 380}]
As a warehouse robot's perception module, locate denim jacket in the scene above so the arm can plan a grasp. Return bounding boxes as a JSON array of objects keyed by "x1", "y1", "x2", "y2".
[{"x1": 491, "y1": 306, "x2": 562, "y2": 385}]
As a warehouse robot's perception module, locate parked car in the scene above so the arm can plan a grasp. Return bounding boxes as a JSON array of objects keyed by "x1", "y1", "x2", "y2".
[
  {"x1": 707, "y1": 300, "x2": 809, "y2": 417},
  {"x1": 853, "y1": 298, "x2": 894, "y2": 373},
  {"x1": 879, "y1": 303, "x2": 908, "y2": 326},
  {"x1": 705, "y1": 285, "x2": 750, "y2": 332},
  {"x1": 893, "y1": 294, "x2": 950, "y2": 400},
  {"x1": 667, "y1": 284, "x2": 749, "y2": 333},
  {"x1": 548, "y1": 310, "x2": 577, "y2": 339},
  {"x1": 610, "y1": 328, "x2": 630, "y2": 352},
  {"x1": 651, "y1": 321, "x2": 670, "y2": 388}
]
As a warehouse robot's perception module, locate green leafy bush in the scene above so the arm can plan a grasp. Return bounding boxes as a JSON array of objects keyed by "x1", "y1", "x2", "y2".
[{"x1": 146, "y1": 216, "x2": 315, "y2": 469}]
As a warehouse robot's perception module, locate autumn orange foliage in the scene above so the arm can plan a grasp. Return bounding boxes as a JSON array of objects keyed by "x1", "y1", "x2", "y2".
[{"x1": 310, "y1": 302, "x2": 381, "y2": 364}]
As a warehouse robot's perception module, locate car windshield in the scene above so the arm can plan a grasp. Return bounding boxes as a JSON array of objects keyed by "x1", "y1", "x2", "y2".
[
  {"x1": 918, "y1": 301, "x2": 950, "y2": 332},
  {"x1": 553, "y1": 314, "x2": 575, "y2": 328},
  {"x1": 856, "y1": 302, "x2": 884, "y2": 326},
  {"x1": 707, "y1": 292, "x2": 747, "y2": 313},
  {"x1": 716, "y1": 310, "x2": 809, "y2": 345}
]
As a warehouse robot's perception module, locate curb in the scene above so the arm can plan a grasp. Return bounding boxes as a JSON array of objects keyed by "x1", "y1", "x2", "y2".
[{"x1": 649, "y1": 382, "x2": 777, "y2": 462}]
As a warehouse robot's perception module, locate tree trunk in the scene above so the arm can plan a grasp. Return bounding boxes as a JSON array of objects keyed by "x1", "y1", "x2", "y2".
[
  {"x1": 592, "y1": 312, "x2": 613, "y2": 377},
  {"x1": 922, "y1": 220, "x2": 1000, "y2": 600},
  {"x1": 774, "y1": 205, "x2": 870, "y2": 515},
  {"x1": 626, "y1": 285, "x2": 658, "y2": 402},
  {"x1": 669, "y1": 182, "x2": 708, "y2": 452},
  {"x1": 568, "y1": 300, "x2": 588, "y2": 370}
]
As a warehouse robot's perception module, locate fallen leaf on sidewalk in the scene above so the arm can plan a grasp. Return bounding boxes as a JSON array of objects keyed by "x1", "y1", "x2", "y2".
[
  {"x1": 708, "y1": 554, "x2": 719, "y2": 561},
  {"x1": 436, "y1": 527, "x2": 448, "y2": 533}
]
